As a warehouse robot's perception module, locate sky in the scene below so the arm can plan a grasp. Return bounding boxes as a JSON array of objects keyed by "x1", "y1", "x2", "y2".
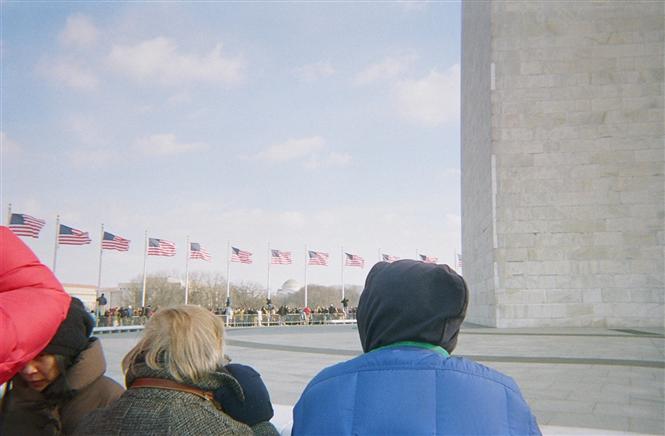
[{"x1": 1, "y1": 1, "x2": 462, "y2": 292}]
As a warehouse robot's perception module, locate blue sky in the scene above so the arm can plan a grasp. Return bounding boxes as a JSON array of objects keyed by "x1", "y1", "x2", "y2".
[{"x1": 2, "y1": 1, "x2": 461, "y2": 291}]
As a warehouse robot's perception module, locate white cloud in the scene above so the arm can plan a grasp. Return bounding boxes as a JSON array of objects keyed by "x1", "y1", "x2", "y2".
[
  {"x1": 134, "y1": 105, "x2": 155, "y2": 115},
  {"x1": 255, "y1": 136, "x2": 352, "y2": 169},
  {"x1": 277, "y1": 211, "x2": 306, "y2": 228},
  {"x1": 354, "y1": 54, "x2": 417, "y2": 85},
  {"x1": 294, "y1": 60, "x2": 335, "y2": 82},
  {"x1": 303, "y1": 155, "x2": 320, "y2": 169},
  {"x1": 186, "y1": 108, "x2": 209, "y2": 120},
  {"x1": 304, "y1": 151, "x2": 352, "y2": 169},
  {"x1": 256, "y1": 136, "x2": 325, "y2": 162},
  {"x1": 313, "y1": 210, "x2": 336, "y2": 230},
  {"x1": 135, "y1": 133, "x2": 208, "y2": 156},
  {"x1": 1, "y1": 131, "x2": 21, "y2": 154},
  {"x1": 59, "y1": 14, "x2": 98, "y2": 48},
  {"x1": 64, "y1": 115, "x2": 103, "y2": 144},
  {"x1": 327, "y1": 152, "x2": 352, "y2": 166},
  {"x1": 167, "y1": 92, "x2": 192, "y2": 106},
  {"x1": 67, "y1": 148, "x2": 116, "y2": 168},
  {"x1": 107, "y1": 37, "x2": 245, "y2": 86},
  {"x1": 40, "y1": 58, "x2": 98, "y2": 90},
  {"x1": 394, "y1": 63, "x2": 460, "y2": 126}
]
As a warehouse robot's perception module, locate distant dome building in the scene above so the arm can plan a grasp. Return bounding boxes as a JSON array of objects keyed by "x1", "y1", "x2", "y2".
[{"x1": 279, "y1": 279, "x2": 301, "y2": 294}]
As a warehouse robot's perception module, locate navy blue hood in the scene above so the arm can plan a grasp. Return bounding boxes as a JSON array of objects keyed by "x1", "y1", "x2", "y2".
[{"x1": 357, "y1": 259, "x2": 468, "y2": 353}]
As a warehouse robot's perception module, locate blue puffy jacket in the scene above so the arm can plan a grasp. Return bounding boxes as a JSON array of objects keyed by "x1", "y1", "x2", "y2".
[{"x1": 293, "y1": 343, "x2": 541, "y2": 436}]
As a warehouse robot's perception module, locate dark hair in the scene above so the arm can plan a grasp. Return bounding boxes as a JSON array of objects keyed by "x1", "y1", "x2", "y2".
[
  {"x1": 55, "y1": 354, "x2": 73, "y2": 372},
  {"x1": 41, "y1": 354, "x2": 76, "y2": 401}
]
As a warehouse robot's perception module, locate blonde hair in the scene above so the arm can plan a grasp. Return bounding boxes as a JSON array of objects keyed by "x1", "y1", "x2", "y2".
[{"x1": 122, "y1": 305, "x2": 225, "y2": 383}]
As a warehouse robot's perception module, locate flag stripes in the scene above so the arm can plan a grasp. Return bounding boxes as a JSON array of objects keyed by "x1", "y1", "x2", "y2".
[
  {"x1": 148, "y1": 238, "x2": 176, "y2": 256},
  {"x1": 231, "y1": 247, "x2": 252, "y2": 264},
  {"x1": 58, "y1": 224, "x2": 92, "y2": 245},
  {"x1": 271, "y1": 249, "x2": 292, "y2": 265},
  {"x1": 102, "y1": 231, "x2": 130, "y2": 251},
  {"x1": 419, "y1": 254, "x2": 438, "y2": 264},
  {"x1": 9, "y1": 213, "x2": 45, "y2": 238},
  {"x1": 382, "y1": 253, "x2": 399, "y2": 263},
  {"x1": 345, "y1": 252, "x2": 364, "y2": 268},
  {"x1": 190, "y1": 242, "x2": 211, "y2": 261},
  {"x1": 308, "y1": 250, "x2": 329, "y2": 266}
]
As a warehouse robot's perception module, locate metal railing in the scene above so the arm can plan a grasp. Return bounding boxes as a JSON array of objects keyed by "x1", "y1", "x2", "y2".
[
  {"x1": 220, "y1": 312, "x2": 356, "y2": 327},
  {"x1": 93, "y1": 313, "x2": 356, "y2": 331},
  {"x1": 96, "y1": 315, "x2": 148, "y2": 327}
]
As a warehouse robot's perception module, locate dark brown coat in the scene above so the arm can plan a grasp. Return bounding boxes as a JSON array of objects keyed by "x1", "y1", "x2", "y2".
[{"x1": 1, "y1": 338, "x2": 124, "y2": 435}]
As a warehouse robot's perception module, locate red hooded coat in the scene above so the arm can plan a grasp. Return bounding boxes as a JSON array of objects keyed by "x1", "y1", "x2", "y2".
[{"x1": 0, "y1": 226, "x2": 71, "y2": 384}]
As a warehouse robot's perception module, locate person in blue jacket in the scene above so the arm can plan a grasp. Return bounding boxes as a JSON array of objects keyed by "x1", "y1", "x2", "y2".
[{"x1": 292, "y1": 259, "x2": 541, "y2": 435}]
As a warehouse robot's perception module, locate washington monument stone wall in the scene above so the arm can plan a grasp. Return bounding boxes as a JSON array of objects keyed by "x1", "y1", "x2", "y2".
[{"x1": 461, "y1": 1, "x2": 664, "y2": 327}]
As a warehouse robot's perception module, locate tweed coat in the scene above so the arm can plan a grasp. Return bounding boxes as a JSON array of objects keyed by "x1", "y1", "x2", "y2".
[
  {"x1": 0, "y1": 338, "x2": 124, "y2": 435},
  {"x1": 74, "y1": 362, "x2": 279, "y2": 436}
]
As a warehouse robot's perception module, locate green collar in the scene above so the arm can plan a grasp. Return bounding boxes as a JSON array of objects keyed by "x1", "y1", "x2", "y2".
[{"x1": 372, "y1": 341, "x2": 450, "y2": 358}]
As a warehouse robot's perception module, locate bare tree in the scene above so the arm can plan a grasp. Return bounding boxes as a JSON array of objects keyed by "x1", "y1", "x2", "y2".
[
  {"x1": 273, "y1": 285, "x2": 361, "y2": 309},
  {"x1": 230, "y1": 281, "x2": 268, "y2": 309},
  {"x1": 126, "y1": 274, "x2": 184, "y2": 309},
  {"x1": 188, "y1": 271, "x2": 227, "y2": 309},
  {"x1": 123, "y1": 272, "x2": 359, "y2": 311}
]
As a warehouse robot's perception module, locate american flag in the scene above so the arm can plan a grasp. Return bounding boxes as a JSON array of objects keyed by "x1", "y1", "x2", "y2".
[
  {"x1": 190, "y1": 242, "x2": 211, "y2": 261},
  {"x1": 148, "y1": 238, "x2": 176, "y2": 256},
  {"x1": 419, "y1": 254, "x2": 438, "y2": 264},
  {"x1": 382, "y1": 253, "x2": 399, "y2": 263},
  {"x1": 58, "y1": 224, "x2": 92, "y2": 245},
  {"x1": 8, "y1": 213, "x2": 45, "y2": 238},
  {"x1": 308, "y1": 250, "x2": 329, "y2": 266},
  {"x1": 231, "y1": 247, "x2": 252, "y2": 264},
  {"x1": 271, "y1": 249, "x2": 292, "y2": 265},
  {"x1": 345, "y1": 252, "x2": 364, "y2": 268},
  {"x1": 456, "y1": 253, "x2": 463, "y2": 268},
  {"x1": 102, "y1": 231, "x2": 130, "y2": 251}
]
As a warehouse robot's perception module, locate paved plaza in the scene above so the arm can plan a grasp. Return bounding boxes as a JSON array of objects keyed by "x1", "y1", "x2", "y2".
[{"x1": 99, "y1": 324, "x2": 665, "y2": 435}]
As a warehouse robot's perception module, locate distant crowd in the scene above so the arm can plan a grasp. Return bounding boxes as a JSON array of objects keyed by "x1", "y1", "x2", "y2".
[{"x1": 95, "y1": 303, "x2": 358, "y2": 328}]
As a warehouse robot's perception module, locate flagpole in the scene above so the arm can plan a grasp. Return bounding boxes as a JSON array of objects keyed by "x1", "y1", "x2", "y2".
[
  {"x1": 341, "y1": 246, "x2": 345, "y2": 302},
  {"x1": 304, "y1": 245, "x2": 308, "y2": 309},
  {"x1": 226, "y1": 240, "x2": 231, "y2": 303},
  {"x1": 266, "y1": 242, "x2": 271, "y2": 301},
  {"x1": 141, "y1": 231, "x2": 148, "y2": 308},
  {"x1": 53, "y1": 215, "x2": 60, "y2": 272},
  {"x1": 378, "y1": 247, "x2": 381, "y2": 262},
  {"x1": 6, "y1": 203, "x2": 11, "y2": 226},
  {"x1": 184, "y1": 236, "x2": 190, "y2": 305},
  {"x1": 96, "y1": 224, "x2": 104, "y2": 316}
]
